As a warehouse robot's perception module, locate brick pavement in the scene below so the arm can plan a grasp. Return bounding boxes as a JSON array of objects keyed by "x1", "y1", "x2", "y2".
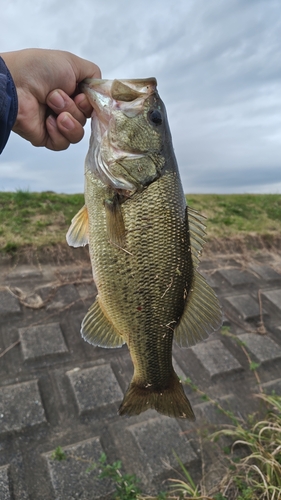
[{"x1": 0, "y1": 249, "x2": 281, "y2": 499}]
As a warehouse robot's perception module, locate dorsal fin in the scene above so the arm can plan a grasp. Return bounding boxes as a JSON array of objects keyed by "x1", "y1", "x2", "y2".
[
  {"x1": 174, "y1": 206, "x2": 222, "y2": 348},
  {"x1": 187, "y1": 207, "x2": 207, "y2": 268},
  {"x1": 66, "y1": 205, "x2": 89, "y2": 248}
]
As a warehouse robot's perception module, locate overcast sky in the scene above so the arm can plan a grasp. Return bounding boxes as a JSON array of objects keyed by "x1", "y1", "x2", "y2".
[{"x1": 1, "y1": 0, "x2": 281, "y2": 194}]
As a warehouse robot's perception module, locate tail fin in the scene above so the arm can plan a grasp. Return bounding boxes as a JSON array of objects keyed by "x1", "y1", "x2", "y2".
[{"x1": 119, "y1": 371, "x2": 195, "y2": 420}]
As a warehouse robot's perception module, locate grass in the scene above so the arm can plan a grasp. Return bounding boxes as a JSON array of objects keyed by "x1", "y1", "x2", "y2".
[
  {"x1": 0, "y1": 190, "x2": 84, "y2": 252},
  {"x1": 185, "y1": 194, "x2": 281, "y2": 239},
  {"x1": 1, "y1": 191, "x2": 281, "y2": 253}
]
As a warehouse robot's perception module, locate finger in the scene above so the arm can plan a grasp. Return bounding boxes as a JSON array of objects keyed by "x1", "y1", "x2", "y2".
[
  {"x1": 46, "y1": 112, "x2": 84, "y2": 150},
  {"x1": 47, "y1": 90, "x2": 87, "y2": 126},
  {"x1": 74, "y1": 93, "x2": 93, "y2": 118},
  {"x1": 57, "y1": 112, "x2": 85, "y2": 143}
]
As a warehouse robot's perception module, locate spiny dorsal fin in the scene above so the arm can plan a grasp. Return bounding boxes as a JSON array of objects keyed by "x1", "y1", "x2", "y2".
[
  {"x1": 66, "y1": 205, "x2": 89, "y2": 248},
  {"x1": 174, "y1": 271, "x2": 222, "y2": 348},
  {"x1": 81, "y1": 297, "x2": 125, "y2": 348}
]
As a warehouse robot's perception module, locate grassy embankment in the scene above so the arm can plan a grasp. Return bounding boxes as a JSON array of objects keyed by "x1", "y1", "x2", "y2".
[{"x1": 0, "y1": 190, "x2": 281, "y2": 253}]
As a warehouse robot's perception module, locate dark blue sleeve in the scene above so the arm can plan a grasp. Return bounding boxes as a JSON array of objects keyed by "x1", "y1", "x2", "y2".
[{"x1": 0, "y1": 56, "x2": 18, "y2": 154}]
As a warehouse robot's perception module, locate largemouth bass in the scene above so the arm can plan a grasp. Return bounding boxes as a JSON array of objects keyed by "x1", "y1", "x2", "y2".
[{"x1": 67, "y1": 78, "x2": 222, "y2": 419}]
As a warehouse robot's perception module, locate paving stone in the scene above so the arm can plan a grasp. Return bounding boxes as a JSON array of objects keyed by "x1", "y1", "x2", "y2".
[
  {"x1": 0, "y1": 465, "x2": 11, "y2": 500},
  {"x1": 261, "y1": 289, "x2": 281, "y2": 315},
  {"x1": 45, "y1": 437, "x2": 112, "y2": 500},
  {"x1": 67, "y1": 364, "x2": 123, "y2": 414},
  {"x1": 262, "y1": 378, "x2": 281, "y2": 395},
  {"x1": 249, "y1": 264, "x2": 281, "y2": 282},
  {"x1": 76, "y1": 282, "x2": 97, "y2": 300},
  {"x1": 216, "y1": 268, "x2": 255, "y2": 286},
  {"x1": 195, "y1": 394, "x2": 238, "y2": 424},
  {"x1": 0, "y1": 380, "x2": 46, "y2": 435},
  {"x1": 191, "y1": 340, "x2": 242, "y2": 377},
  {"x1": 173, "y1": 357, "x2": 188, "y2": 380},
  {"x1": 199, "y1": 271, "x2": 218, "y2": 289},
  {"x1": 46, "y1": 284, "x2": 80, "y2": 311},
  {"x1": 128, "y1": 416, "x2": 197, "y2": 477},
  {"x1": 0, "y1": 289, "x2": 21, "y2": 317},
  {"x1": 6, "y1": 266, "x2": 42, "y2": 280},
  {"x1": 224, "y1": 294, "x2": 264, "y2": 321},
  {"x1": 238, "y1": 333, "x2": 281, "y2": 363},
  {"x1": 19, "y1": 323, "x2": 68, "y2": 361}
]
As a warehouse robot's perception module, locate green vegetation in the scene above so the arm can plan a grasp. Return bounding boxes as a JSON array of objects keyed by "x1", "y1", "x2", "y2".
[
  {"x1": 186, "y1": 193, "x2": 281, "y2": 238},
  {"x1": 0, "y1": 190, "x2": 84, "y2": 252},
  {"x1": 1, "y1": 190, "x2": 280, "y2": 253},
  {"x1": 51, "y1": 446, "x2": 67, "y2": 461},
  {"x1": 88, "y1": 453, "x2": 142, "y2": 499}
]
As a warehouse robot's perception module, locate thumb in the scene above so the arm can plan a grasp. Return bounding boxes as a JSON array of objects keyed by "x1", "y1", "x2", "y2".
[{"x1": 67, "y1": 52, "x2": 102, "y2": 83}]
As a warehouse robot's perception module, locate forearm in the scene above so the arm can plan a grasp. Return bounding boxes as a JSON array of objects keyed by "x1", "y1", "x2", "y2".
[{"x1": 0, "y1": 55, "x2": 18, "y2": 153}]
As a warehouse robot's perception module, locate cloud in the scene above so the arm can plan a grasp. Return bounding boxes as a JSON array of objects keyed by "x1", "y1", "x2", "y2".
[{"x1": 1, "y1": 0, "x2": 281, "y2": 194}]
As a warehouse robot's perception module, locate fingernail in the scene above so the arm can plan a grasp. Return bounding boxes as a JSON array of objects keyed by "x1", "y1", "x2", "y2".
[
  {"x1": 61, "y1": 115, "x2": 75, "y2": 130},
  {"x1": 49, "y1": 91, "x2": 65, "y2": 109}
]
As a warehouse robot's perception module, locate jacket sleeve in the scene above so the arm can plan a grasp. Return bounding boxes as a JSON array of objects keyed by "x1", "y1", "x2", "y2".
[{"x1": 0, "y1": 56, "x2": 18, "y2": 154}]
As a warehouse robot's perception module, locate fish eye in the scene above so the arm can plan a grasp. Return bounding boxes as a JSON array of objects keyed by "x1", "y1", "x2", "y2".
[{"x1": 148, "y1": 109, "x2": 163, "y2": 125}]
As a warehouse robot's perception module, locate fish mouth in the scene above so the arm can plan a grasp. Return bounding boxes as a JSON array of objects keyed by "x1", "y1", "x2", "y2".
[
  {"x1": 80, "y1": 77, "x2": 157, "y2": 131},
  {"x1": 81, "y1": 78, "x2": 158, "y2": 193}
]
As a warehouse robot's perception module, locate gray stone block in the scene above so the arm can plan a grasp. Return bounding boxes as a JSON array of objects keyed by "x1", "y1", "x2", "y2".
[
  {"x1": 173, "y1": 357, "x2": 188, "y2": 381},
  {"x1": 45, "y1": 437, "x2": 112, "y2": 500},
  {"x1": 67, "y1": 364, "x2": 123, "y2": 414},
  {"x1": 238, "y1": 333, "x2": 281, "y2": 364},
  {"x1": 216, "y1": 269, "x2": 255, "y2": 286},
  {"x1": 76, "y1": 282, "x2": 96, "y2": 300},
  {"x1": 199, "y1": 271, "x2": 218, "y2": 289},
  {"x1": 7, "y1": 266, "x2": 42, "y2": 280},
  {"x1": 19, "y1": 323, "x2": 68, "y2": 361},
  {"x1": 195, "y1": 394, "x2": 238, "y2": 424},
  {"x1": 0, "y1": 289, "x2": 21, "y2": 317},
  {"x1": 46, "y1": 285, "x2": 80, "y2": 311},
  {"x1": 261, "y1": 289, "x2": 281, "y2": 314},
  {"x1": 262, "y1": 378, "x2": 281, "y2": 395},
  {"x1": 128, "y1": 416, "x2": 197, "y2": 477},
  {"x1": 224, "y1": 294, "x2": 263, "y2": 321},
  {"x1": 0, "y1": 380, "x2": 46, "y2": 435},
  {"x1": 249, "y1": 264, "x2": 281, "y2": 282},
  {"x1": 0, "y1": 466, "x2": 11, "y2": 500},
  {"x1": 191, "y1": 340, "x2": 242, "y2": 377}
]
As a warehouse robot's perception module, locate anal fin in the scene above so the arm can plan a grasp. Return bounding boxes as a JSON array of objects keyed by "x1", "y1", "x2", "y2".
[{"x1": 81, "y1": 296, "x2": 125, "y2": 348}]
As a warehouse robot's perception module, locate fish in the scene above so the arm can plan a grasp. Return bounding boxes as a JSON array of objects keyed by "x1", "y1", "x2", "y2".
[{"x1": 66, "y1": 77, "x2": 222, "y2": 419}]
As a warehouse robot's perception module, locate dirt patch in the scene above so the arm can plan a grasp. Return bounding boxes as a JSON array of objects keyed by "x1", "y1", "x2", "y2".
[{"x1": 0, "y1": 233, "x2": 280, "y2": 269}]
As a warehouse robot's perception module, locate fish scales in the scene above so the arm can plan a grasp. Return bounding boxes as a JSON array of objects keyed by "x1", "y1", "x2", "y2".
[
  {"x1": 85, "y1": 170, "x2": 191, "y2": 386},
  {"x1": 67, "y1": 77, "x2": 222, "y2": 419}
]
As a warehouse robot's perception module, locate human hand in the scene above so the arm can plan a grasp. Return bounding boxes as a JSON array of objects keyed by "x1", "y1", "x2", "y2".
[{"x1": 1, "y1": 48, "x2": 101, "y2": 150}]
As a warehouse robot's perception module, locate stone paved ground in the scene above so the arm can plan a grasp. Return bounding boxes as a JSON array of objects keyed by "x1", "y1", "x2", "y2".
[{"x1": 0, "y1": 248, "x2": 281, "y2": 499}]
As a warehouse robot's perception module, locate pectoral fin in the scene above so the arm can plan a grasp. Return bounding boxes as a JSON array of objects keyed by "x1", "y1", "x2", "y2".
[
  {"x1": 104, "y1": 195, "x2": 126, "y2": 247},
  {"x1": 81, "y1": 296, "x2": 125, "y2": 348},
  {"x1": 66, "y1": 205, "x2": 89, "y2": 247},
  {"x1": 174, "y1": 271, "x2": 222, "y2": 348}
]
